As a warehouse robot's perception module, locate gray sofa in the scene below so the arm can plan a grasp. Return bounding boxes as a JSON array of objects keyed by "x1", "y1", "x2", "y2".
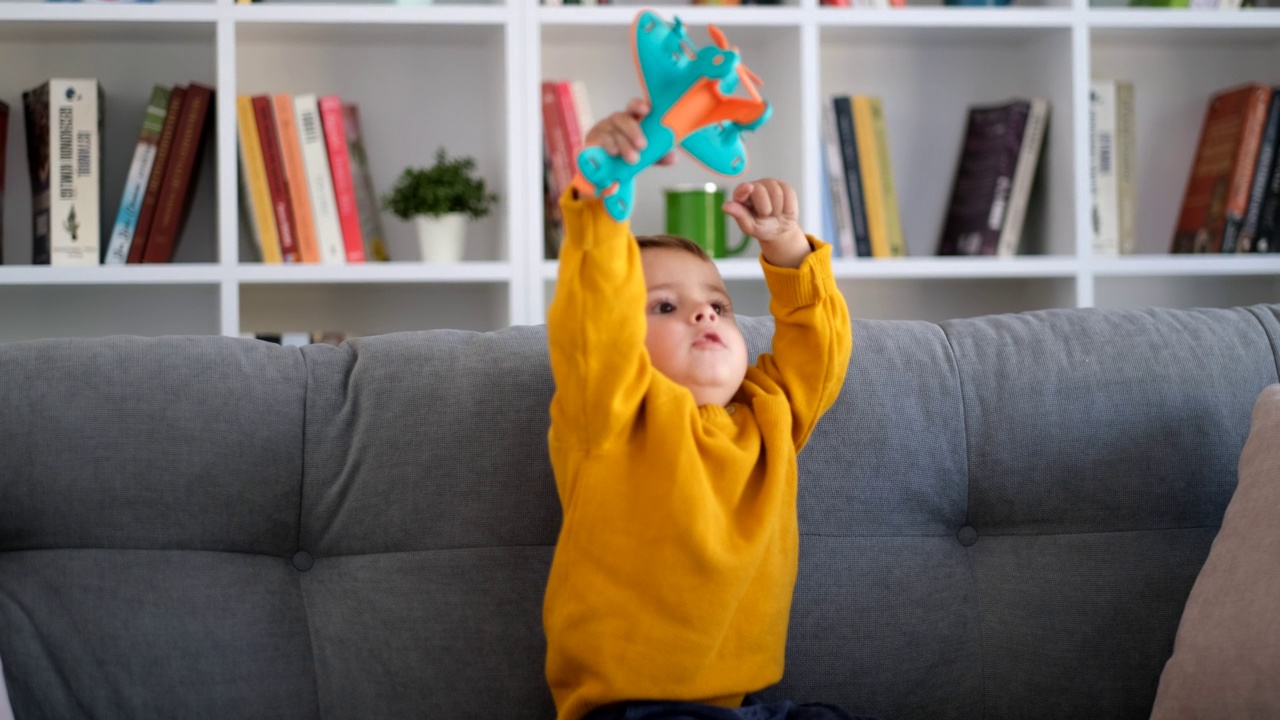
[{"x1": 2, "y1": 304, "x2": 1278, "y2": 720}]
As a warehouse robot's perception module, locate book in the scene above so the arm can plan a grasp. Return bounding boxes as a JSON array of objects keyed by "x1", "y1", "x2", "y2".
[
  {"x1": 143, "y1": 82, "x2": 214, "y2": 263},
  {"x1": 129, "y1": 85, "x2": 185, "y2": 263},
  {"x1": 1090, "y1": 81, "x2": 1120, "y2": 255},
  {"x1": 862, "y1": 95, "x2": 906, "y2": 257},
  {"x1": 272, "y1": 94, "x2": 321, "y2": 264},
  {"x1": 236, "y1": 94, "x2": 282, "y2": 264},
  {"x1": 1234, "y1": 89, "x2": 1280, "y2": 253},
  {"x1": 0, "y1": 99, "x2": 7, "y2": 263},
  {"x1": 1115, "y1": 81, "x2": 1137, "y2": 255},
  {"x1": 252, "y1": 94, "x2": 300, "y2": 262},
  {"x1": 22, "y1": 85, "x2": 51, "y2": 264},
  {"x1": 832, "y1": 95, "x2": 871, "y2": 257},
  {"x1": 44, "y1": 79, "x2": 103, "y2": 266},
  {"x1": 340, "y1": 103, "x2": 387, "y2": 262},
  {"x1": 293, "y1": 93, "x2": 346, "y2": 264},
  {"x1": 938, "y1": 100, "x2": 1030, "y2": 256},
  {"x1": 1171, "y1": 83, "x2": 1272, "y2": 254},
  {"x1": 104, "y1": 85, "x2": 170, "y2": 264},
  {"x1": 820, "y1": 97, "x2": 856, "y2": 258},
  {"x1": 316, "y1": 96, "x2": 365, "y2": 264},
  {"x1": 996, "y1": 97, "x2": 1049, "y2": 257}
]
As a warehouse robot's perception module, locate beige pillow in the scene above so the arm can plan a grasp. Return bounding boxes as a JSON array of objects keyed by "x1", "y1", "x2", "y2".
[{"x1": 1150, "y1": 383, "x2": 1280, "y2": 719}]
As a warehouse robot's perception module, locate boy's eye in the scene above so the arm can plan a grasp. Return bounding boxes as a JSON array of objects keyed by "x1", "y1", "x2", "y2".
[
  {"x1": 656, "y1": 302, "x2": 676, "y2": 314},
  {"x1": 712, "y1": 302, "x2": 726, "y2": 315}
]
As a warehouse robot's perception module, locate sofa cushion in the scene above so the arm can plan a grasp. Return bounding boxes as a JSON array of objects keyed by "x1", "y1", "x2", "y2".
[{"x1": 1149, "y1": 383, "x2": 1280, "y2": 719}]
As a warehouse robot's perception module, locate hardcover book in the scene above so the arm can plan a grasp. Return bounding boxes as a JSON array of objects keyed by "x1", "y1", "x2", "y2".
[{"x1": 938, "y1": 100, "x2": 1030, "y2": 256}]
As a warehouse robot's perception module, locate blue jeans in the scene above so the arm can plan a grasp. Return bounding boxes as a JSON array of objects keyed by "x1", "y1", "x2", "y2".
[{"x1": 583, "y1": 695, "x2": 880, "y2": 720}]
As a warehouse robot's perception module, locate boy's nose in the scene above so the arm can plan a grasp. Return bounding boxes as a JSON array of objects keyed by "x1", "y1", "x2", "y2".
[{"x1": 693, "y1": 307, "x2": 718, "y2": 324}]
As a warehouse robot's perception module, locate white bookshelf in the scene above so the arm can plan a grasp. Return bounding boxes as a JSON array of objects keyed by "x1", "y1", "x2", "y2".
[{"x1": 1, "y1": 0, "x2": 1278, "y2": 340}]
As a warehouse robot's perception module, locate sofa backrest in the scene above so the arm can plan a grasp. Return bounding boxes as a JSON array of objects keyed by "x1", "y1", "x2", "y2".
[{"x1": 1, "y1": 305, "x2": 1278, "y2": 720}]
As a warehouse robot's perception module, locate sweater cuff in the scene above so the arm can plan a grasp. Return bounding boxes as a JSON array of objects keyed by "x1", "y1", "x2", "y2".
[
  {"x1": 760, "y1": 237, "x2": 836, "y2": 308},
  {"x1": 559, "y1": 187, "x2": 628, "y2": 251}
]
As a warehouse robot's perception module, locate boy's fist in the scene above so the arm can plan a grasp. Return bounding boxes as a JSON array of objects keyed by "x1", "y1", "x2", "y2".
[
  {"x1": 722, "y1": 179, "x2": 810, "y2": 268},
  {"x1": 583, "y1": 98, "x2": 676, "y2": 166}
]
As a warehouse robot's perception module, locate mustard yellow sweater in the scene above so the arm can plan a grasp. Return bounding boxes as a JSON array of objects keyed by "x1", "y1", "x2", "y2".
[{"x1": 543, "y1": 190, "x2": 852, "y2": 720}]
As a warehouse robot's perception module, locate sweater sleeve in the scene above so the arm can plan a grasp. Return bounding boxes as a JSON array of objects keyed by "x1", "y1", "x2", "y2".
[
  {"x1": 751, "y1": 238, "x2": 853, "y2": 451},
  {"x1": 546, "y1": 189, "x2": 652, "y2": 452}
]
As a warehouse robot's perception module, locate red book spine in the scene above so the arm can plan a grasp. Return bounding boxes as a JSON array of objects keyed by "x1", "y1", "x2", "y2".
[
  {"x1": 318, "y1": 95, "x2": 365, "y2": 263},
  {"x1": 143, "y1": 83, "x2": 214, "y2": 263},
  {"x1": 129, "y1": 85, "x2": 185, "y2": 263},
  {"x1": 252, "y1": 94, "x2": 300, "y2": 263}
]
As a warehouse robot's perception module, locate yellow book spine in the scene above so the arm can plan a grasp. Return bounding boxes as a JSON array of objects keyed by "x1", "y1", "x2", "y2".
[
  {"x1": 868, "y1": 97, "x2": 906, "y2": 257},
  {"x1": 237, "y1": 95, "x2": 282, "y2": 264},
  {"x1": 853, "y1": 96, "x2": 889, "y2": 258}
]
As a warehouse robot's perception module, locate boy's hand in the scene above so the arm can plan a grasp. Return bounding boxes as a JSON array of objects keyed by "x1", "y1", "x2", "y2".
[
  {"x1": 583, "y1": 98, "x2": 676, "y2": 166},
  {"x1": 722, "y1": 179, "x2": 810, "y2": 268}
]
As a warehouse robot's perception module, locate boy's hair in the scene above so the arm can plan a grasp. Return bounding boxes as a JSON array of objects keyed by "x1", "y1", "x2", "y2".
[{"x1": 636, "y1": 234, "x2": 711, "y2": 262}]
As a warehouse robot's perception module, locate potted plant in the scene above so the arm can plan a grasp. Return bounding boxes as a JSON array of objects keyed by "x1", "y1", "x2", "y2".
[{"x1": 381, "y1": 148, "x2": 498, "y2": 263}]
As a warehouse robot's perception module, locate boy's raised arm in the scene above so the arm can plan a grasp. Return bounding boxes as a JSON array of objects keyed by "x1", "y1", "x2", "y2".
[
  {"x1": 547, "y1": 100, "x2": 673, "y2": 451},
  {"x1": 724, "y1": 180, "x2": 853, "y2": 450}
]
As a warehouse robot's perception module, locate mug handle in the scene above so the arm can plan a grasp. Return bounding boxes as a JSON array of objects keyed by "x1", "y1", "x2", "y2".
[{"x1": 723, "y1": 233, "x2": 751, "y2": 257}]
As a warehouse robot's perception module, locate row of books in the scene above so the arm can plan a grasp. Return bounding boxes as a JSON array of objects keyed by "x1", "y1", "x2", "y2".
[
  {"x1": 820, "y1": 94, "x2": 905, "y2": 258},
  {"x1": 10, "y1": 79, "x2": 213, "y2": 266},
  {"x1": 236, "y1": 93, "x2": 388, "y2": 265},
  {"x1": 1173, "y1": 82, "x2": 1280, "y2": 254}
]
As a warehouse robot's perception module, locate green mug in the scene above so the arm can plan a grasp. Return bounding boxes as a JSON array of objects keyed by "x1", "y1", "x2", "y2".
[{"x1": 665, "y1": 184, "x2": 750, "y2": 258}]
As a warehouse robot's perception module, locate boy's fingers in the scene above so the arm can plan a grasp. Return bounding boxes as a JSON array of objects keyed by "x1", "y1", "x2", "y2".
[
  {"x1": 733, "y1": 182, "x2": 754, "y2": 203},
  {"x1": 625, "y1": 97, "x2": 650, "y2": 118},
  {"x1": 656, "y1": 151, "x2": 676, "y2": 166},
  {"x1": 722, "y1": 201, "x2": 755, "y2": 231},
  {"x1": 782, "y1": 184, "x2": 799, "y2": 218},
  {"x1": 751, "y1": 182, "x2": 773, "y2": 218}
]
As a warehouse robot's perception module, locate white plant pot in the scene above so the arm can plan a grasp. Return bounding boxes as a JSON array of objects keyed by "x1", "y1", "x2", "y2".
[{"x1": 414, "y1": 213, "x2": 467, "y2": 263}]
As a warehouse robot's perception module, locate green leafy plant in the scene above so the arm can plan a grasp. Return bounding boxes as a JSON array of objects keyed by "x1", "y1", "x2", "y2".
[{"x1": 381, "y1": 148, "x2": 499, "y2": 220}]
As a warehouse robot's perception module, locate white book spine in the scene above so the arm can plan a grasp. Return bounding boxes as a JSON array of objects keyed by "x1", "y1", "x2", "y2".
[
  {"x1": 821, "y1": 98, "x2": 856, "y2": 258},
  {"x1": 49, "y1": 79, "x2": 100, "y2": 266},
  {"x1": 1114, "y1": 81, "x2": 1137, "y2": 255},
  {"x1": 294, "y1": 93, "x2": 345, "y2": 265},
  {"x1": 996, "y1": 98, "x2": 1049, "y2": 257},
  {"x1": 1090, "y1": 81, "x2": 1121, "y2": 256}
]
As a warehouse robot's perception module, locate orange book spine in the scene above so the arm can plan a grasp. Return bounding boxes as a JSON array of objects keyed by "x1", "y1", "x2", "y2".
[{"x1": 273, "y1": 94, "x2": 320, "y2": 263}]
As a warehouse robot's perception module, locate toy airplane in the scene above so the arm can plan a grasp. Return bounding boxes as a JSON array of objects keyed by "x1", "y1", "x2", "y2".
[{"x1": 572, "y1": 10, "x2": 773, "y2": 222}]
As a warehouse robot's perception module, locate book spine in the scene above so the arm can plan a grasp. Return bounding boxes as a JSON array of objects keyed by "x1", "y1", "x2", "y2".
[
  {"x1": 821, "y1": 98, "x2": 856, "y2": 258},
  {"x1": 1090, "y1": 81, "x2": 1120, "y2": 255},
  {"x1": 997, "y1": 98, "x2": 1049, "y2": 257},
  {"x1": 541, "y1": 81, "x2": 572, "y2": 207},
  {"x1": 49, "y1": 79, "x2": 101, "y2": 266},
  {"x1": 853, "y1": 96, "x2": 888, "y2": 258},
  {"x1": 1235, "y1": 89, "x2": 1280, "y2": 253},
  {"x1": 938, "y1": 102, "x2": 1026, "y2": 256},
  {"x1": 105, "y1": 85, "x2": 170, "y2": 265},
  {"x1": 253, "y1": 94, "x2": 300, "y2": 263},
  {"x1": 129, "y1": 85, "x2": 185, "y2": 263},
  {"x1": 341, "y1": 103, "x2": 388, "y2": 262},
  {"x1": 317, "y1": 95, "x2": 366, "y2": 263},
  {"x1": 867, "y1": 97, "x2": 905, "y2": 257},
  {"x1": 832, "y1": 95, "x2": 870, "y2": 257},
  {"x1": 1114, "y1": 81, "x2": 1137, "y2": 255},
  {"x1": 143, "y1": 83, "x2": 213, "y2": 263},
  {"x1": 236, "y1": 94, "x2": 282, "y2": 264},
  {"x1": 294, "y1": 94, "x2": 346, "y2": 264},
  {"x1": 22, "y1": 85, "x2": 51, "y2": 265},
  {"x1": 0, "y1": 99, "x2": 8, "y2": 263},
  {"x1": 273, "y1": 94, "x2": 321, "y2": 264}
]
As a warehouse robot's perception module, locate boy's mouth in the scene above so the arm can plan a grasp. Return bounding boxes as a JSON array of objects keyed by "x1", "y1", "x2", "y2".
[{"x1": 695, "y1": 331, "x2": 724, "y2": 348}]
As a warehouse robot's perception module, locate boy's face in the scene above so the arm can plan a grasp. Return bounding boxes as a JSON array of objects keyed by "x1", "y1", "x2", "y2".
[{"x1": 641, "y1": 247, "x2": 748, "y2": 407}]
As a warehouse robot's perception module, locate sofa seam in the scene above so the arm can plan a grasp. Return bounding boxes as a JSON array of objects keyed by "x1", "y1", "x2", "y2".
[
  {"x1": 296, "y1": 346, "x2": 325, "y2": 720},
  {"x1": 939, "y1": 320, "x2": 986, "y2": 720},
  {"x1": 1246, "y1": 305, "x2": 1280, "y2": 383}
]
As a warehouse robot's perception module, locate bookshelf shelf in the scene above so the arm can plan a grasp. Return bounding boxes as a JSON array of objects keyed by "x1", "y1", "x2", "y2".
[
  {"x1": 236, "y1": 261, "x2": 513, "y2": 283},
  {"x1": 1, "y1": 1, "x2": 1277, "y2": 342}
]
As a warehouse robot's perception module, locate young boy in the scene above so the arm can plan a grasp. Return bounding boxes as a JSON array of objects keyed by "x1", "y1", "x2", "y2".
[{"x1": 543, "y1": 99, "x2": 861, "y2": 720}]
